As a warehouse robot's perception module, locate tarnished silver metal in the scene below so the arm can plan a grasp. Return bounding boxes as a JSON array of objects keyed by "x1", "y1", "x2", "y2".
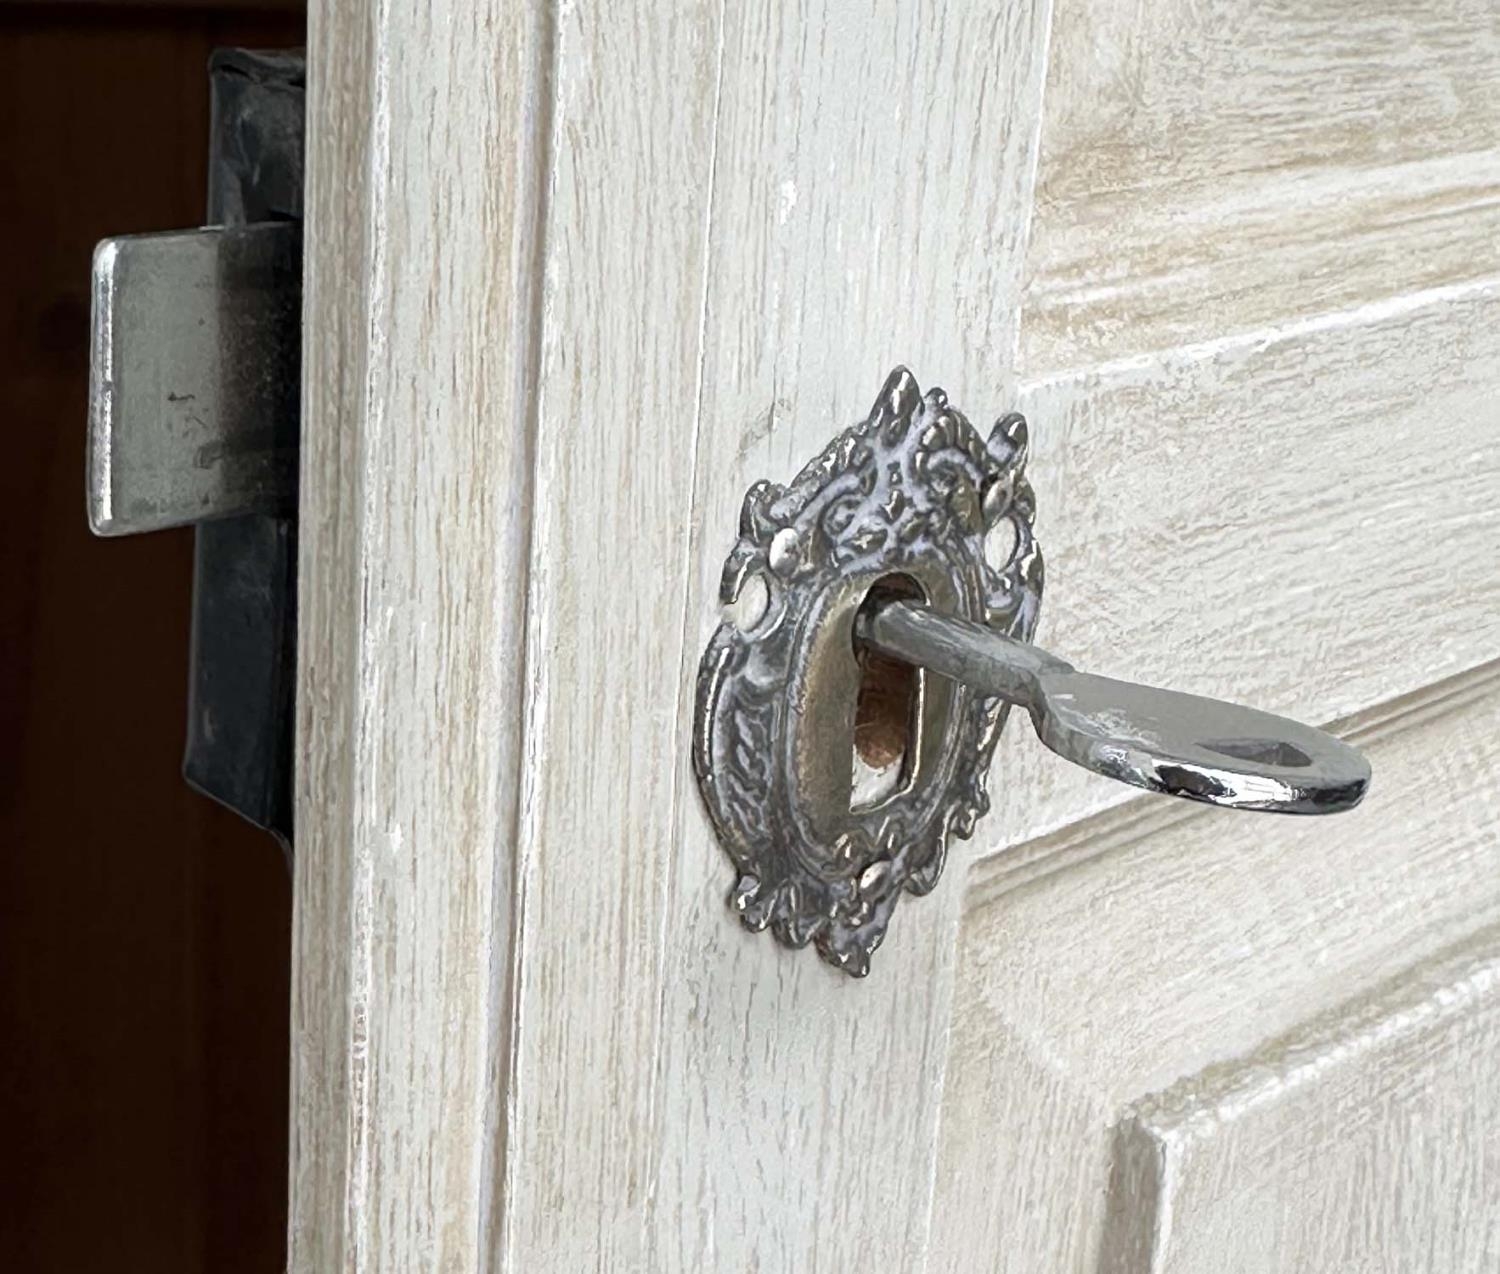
[
  {"x1": 88, "y1": 222, "x2": 299, "y2": 536},
  {"x1": 858, "y1": 601, "x2": 1371, "y2": 815},
  {"x1": 693, "y1": 367, "x2": 1043, "y2": 975},
  {"x1": 694, "y1": 366, "x2": 1375, "y2": 976}
]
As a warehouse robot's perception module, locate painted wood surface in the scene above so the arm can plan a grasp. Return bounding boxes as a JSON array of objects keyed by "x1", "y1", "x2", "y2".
[
  {"x1": 504, "y1": 5, "x2": 1055, "y2": 1269},
  {"x1": 1100, "y1": 924, "x2": 1500, "y2": 1273},
  {"x1": 930, "y1": 662, "x2": 1500, "y2": 1273},
  {"x1": 1021, "y1": 0, "x2": 1500, "y2": 375},
  {"x1": 292, "y1": 3, "x2": 550, "y2": 1268},
  {"x1": 294, "y1": 0, "x2": 1500, "y2": 1270},
  {"x1": 1003, "y1": 275, "x2": 1500, "y2": 855}
]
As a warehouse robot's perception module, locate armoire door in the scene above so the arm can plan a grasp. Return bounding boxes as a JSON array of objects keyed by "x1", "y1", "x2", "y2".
[{"x1": 289, "y1": 1, "x2": 1500, "y2": 1270}]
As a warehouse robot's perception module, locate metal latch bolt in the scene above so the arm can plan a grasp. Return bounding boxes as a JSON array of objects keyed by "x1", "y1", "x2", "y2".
[{"x1": 85, "y1": 49, "x2": 305, "y2": 852}]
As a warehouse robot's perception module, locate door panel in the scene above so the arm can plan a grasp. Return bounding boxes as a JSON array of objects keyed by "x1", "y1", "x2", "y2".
[
  {"x1": 1100, "y1": 925, "x2": 1500, "y2": 1273},
  {"x1": 298, "y1": 2, "x2": 1053, "y2": 1268},
  {"x1": 1022, "y1": 0, "x2": 1500, "y2": 373},
  {"x1": 295, "y1": 1, "x2": 1500, "y2": 1270},
  {"x1": 1002, "y1": 278, "x2": 1500, "y2": 846},
  {"x1": 931, "y1": 664, "x2": 1500, "y2": 1272}
]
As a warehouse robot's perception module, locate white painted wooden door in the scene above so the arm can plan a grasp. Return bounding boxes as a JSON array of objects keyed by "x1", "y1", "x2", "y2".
[{"x1": 290, "y1": 2, "x2": 1500, "y2": 1270}]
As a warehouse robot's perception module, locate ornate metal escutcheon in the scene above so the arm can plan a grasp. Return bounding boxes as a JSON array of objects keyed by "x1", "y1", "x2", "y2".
[
  {"x1": 691, "y1": 367, "x2": 1043, "y2": 976},
  {"x1": 692, "y1": 367, "x2": 1371, "y2": 977}
]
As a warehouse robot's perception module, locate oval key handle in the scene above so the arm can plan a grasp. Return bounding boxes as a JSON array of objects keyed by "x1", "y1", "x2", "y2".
[
  {"x1": 691, "y1": 366, "x2": 1373, "y2": 975},
  {"x1": 857, "y1": 600, "x2": 1370, "y2": 815}
]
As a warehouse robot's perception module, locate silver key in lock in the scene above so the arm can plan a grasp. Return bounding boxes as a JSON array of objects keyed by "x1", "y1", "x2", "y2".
[
  {"x1": 857, "y1": 602, "x2": 1369, "y2": 817},
  {"x1": 692, "y1": 367, "x2": 1370, "y2": 976}
]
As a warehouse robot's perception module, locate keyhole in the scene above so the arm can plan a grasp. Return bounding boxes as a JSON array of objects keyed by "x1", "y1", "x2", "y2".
[{"x1": 851, "y1": 575, "x2": 924, "y2": 810}]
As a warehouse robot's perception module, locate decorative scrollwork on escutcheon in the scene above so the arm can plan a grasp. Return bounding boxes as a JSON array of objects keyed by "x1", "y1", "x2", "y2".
[{"x1": 692, "y1": 367, "x2": 1043, "y2": 975}]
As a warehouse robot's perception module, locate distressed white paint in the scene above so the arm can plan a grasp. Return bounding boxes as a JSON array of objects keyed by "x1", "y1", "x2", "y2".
[
  {"x1": 1002, "y1": 276, "x2": 1500, "y2": 855},
  {"x1": 1021, "y1": 0, "x2": 1500, "y2": 374},
  {"x1": 1100, "y1": 925, "x2": 1500, "y2": 1272},
  {"x1": 291, "y1": 3, "x2": 549, "y2": 1268},
  {"x1": 294, "y1": 0, "x2": 1500, "y2": 1270},
  {"x1": 929, "y1": 663, "x2": 1500, "y2": 1273}
]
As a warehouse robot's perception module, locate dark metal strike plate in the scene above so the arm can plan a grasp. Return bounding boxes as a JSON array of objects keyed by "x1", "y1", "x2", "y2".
[{"x1": 86, "y1": 49, "x2": 305, "y2": 854}]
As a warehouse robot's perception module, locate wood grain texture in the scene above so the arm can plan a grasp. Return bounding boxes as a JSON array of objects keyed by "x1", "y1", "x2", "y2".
[
  {"x1": 929, "y1": 662, "x2": 1500, "y2": 1273},
  {"x1": 294, "y1": 0, "x2": 1500, "y2": 1269},
  {"x1": 296, "y1": 2, "x2": 1055, "y2": 1269},
  {"x1": 1100, "y1": 924, "x2": 1500, "y2": 1273},
  {"x1": 499, "y1": 5, "x2": 721, "y2": 1270},
  {"x1": 292, "y1": 2, "x2": 549, "y2": 1268},
  {"x1": 996, "y1": 276, "x2": 1500, "y2": 859},
  {"x1": 502, "y1": 4, "x2": 1055, "y2": 1270},
  {"x1": 1021, "y1": 0, "x2": 1500, "y2": 375}
]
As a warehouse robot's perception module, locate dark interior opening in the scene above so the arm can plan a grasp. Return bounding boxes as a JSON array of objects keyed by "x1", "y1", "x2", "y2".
[
  {"x1": 851, "y1": 575, "x2": 925, "y2": 809},
  {"x1": 0, "y1": 6, "x2": 304, "y2": 1271}
]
